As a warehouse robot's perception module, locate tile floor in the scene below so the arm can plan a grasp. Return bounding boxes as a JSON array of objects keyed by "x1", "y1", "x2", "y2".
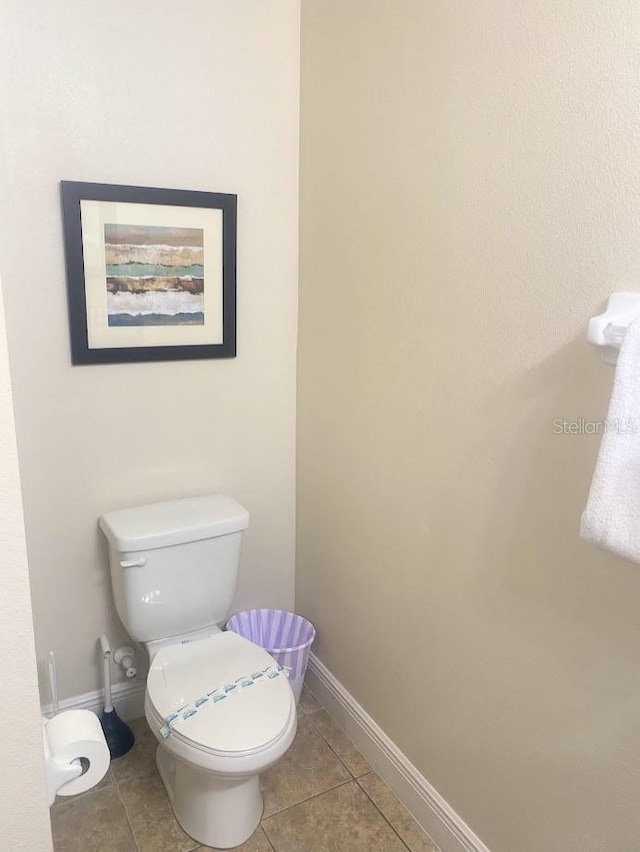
[{"x1": 51, "y1": 687, "x2": 440, "y2": 852}]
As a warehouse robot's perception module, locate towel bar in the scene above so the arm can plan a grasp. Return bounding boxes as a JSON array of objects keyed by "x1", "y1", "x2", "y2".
[{"x1": 588, "y1": 292, "x2": 640, "y2": 364}]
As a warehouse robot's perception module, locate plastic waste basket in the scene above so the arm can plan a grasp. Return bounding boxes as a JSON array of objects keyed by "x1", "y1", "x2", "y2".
[{"x1": 226, "y1": 609, "x2": 316, "y2": 704}]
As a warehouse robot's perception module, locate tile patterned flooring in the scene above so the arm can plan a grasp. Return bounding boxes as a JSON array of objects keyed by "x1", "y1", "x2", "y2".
[{"x1": 51, "y1": 687, "x2": 440, "y2": 852}]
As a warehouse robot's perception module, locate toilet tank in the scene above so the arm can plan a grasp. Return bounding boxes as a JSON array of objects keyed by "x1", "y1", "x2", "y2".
[{"x1": 99, "y1": 495, "x2": 249, "y2": 643}]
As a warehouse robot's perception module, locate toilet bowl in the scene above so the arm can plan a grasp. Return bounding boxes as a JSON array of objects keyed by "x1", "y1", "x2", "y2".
[
  {"x1": 144, "y1": 630, "x2": 297, "y2": 849},
  {"x1": 99, "y1": 495, "x2": 297, "y2": 848}
]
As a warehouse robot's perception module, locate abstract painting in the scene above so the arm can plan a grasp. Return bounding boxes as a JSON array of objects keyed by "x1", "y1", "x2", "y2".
[
  {"x1": 61, "y1": 181, "x2": 236, "y2": 364},
  {"x1": 104, "y1": 224, "x2": 205, "y2": 327}
]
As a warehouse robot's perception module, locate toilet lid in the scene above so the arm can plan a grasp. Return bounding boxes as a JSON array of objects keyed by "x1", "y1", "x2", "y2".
[{"x1": 147, "y1": 631, "x2": 293, "y2": 754}]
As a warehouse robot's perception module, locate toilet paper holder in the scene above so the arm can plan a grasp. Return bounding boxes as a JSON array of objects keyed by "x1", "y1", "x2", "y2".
[
  {"x1": 43, "y1": 710, "x2": 110, "y2": 805},
  {"x1": 588, "y1": 292, "x2": 640, "y2": 364},
  {"x1": 43, "y1": 650, "x2": 110, "y2": 804},
  {"x1": 43, "y1": 718, "x2": 84, "y2": 804}
]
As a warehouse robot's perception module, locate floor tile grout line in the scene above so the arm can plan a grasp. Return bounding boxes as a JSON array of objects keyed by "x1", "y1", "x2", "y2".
[
  {"x1": 112, "y1": 772, "x2": 142, "y2": 852},
  {"x1": 262, "y1": 776, "x2": 412, "y2": 852},
  {"x1": 298, "y1": 689, "x2": 323, "y2": 717},
  {"x1": 262, "y1": 777, "x2": 354, "y2": 822},
  {"x1": 261, "y1": 825, "x2": 277, "y2": 852},
  {"x1": 355, "y1": 777, "x2": 415, "y2": 852},
  {"x1": 304, "y1": 691, "x2": 439, "y2": 852},
  {"x1": 261, "y1": 714, "x2": 358, "y2": 818},
  {"x1": 357, "y1": 777, "x2": 441, "y2": 852},
  {"x1": 306, "y1": 695, "x2": 437, "y2": 852},
  {"x1": 115, "y1": 767, "x2": 204, "y2": 852},
  {"x1": 305, "y1": 706, "x2": 371, "y2": 780}
]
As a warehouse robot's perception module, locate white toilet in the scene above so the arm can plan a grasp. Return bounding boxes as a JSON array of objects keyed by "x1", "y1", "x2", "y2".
[{"x1": 99, "y1": 495, "x2": 297, "y2": 850}]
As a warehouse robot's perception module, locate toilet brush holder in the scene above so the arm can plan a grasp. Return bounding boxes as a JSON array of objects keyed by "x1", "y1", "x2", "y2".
[{"x1": 98, "y1": 635, "x2": 135, "y2": 759}]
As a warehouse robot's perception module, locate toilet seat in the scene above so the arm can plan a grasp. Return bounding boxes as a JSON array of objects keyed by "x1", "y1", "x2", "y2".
[{"x1": 146, "y1": 631, "x2": 294, "y2": 756}]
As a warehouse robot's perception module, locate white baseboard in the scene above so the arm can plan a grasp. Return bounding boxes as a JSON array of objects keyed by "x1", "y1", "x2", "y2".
[
  {"x1": 306, "y1": 653, "x2": 490, "y2": 852},
  {"x1": 41, "y1": 679, "x2": 145, "y2": 722}
]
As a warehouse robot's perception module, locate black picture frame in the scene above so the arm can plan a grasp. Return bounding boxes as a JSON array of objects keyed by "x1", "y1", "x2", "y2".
[{"x1": 60, "y1": 181, "x2": 237, "y2": 364}]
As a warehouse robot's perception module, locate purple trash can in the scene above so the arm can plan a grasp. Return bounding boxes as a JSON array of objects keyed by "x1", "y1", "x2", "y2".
[{"x1": 226, "y1": 609, "x2": 316, "y2": 704}]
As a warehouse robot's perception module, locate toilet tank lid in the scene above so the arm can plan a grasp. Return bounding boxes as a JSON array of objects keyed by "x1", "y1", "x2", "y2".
[{"x1": 99, "y1": 495, "x2": 249, "y2": 552}]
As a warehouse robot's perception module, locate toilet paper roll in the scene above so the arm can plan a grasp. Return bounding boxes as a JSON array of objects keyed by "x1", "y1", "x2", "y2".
[{"x1": 44, "y1": 709, "x2": 110, "y2": 798}]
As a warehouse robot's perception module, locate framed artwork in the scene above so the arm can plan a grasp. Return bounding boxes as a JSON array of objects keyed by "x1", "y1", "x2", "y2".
[{"x1": 60, "y1": 181, "x2": 237, "y2": 364}]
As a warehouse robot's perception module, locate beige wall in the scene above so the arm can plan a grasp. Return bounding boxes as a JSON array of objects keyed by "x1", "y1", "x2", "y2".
[
  {"x1": 298, "y1": 2, "x2": 640, "y2": 850},
  {"x1": 0, "y1": 279, "x2": 52, "y2": 849},
  {"x1": 0, "y1": 0, "x2": 300, "y2": 701}
]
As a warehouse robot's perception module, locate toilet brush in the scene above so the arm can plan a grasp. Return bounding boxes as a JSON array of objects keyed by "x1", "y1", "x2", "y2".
[{"x1": 99, "y1": 635, "x2": 135, "y2": 759}]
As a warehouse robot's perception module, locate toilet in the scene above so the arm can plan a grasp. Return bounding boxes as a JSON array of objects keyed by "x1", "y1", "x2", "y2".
[{"x1": 99, "y1": 495, "x2": 297, "y2": 850}]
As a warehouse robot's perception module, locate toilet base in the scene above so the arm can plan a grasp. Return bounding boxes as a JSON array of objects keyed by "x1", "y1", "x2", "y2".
[{"x1": 156, "y1": 745, "x2": 263, "y2": 849}]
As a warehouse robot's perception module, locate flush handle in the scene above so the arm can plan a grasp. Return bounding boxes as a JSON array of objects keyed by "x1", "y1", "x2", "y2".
[{"x1": 119, "y1": 556, "x2": 147, "y2": 569}]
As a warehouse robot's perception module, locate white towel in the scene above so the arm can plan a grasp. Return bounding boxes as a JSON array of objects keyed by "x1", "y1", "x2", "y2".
[{"x1": 581, "y1": 317, "x2": 640, "y2": 562}]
